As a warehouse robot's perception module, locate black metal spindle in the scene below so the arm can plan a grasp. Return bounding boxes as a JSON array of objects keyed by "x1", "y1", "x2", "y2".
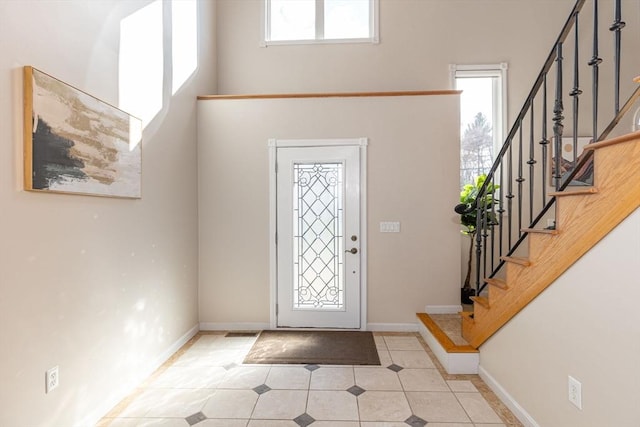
[
  {"x1": 553, "y1": 42, "x2": 565, "y2": 190},
  {"x1": 540, "y1": 74, "x2": 549, "y2": 203},
  {"x1": 517, "y1": 123, "x2": 524, "y2": 234},
  {"x1": 528, "y1": 106, "x2": 536, "y2": 223},
  {"x1": 507, "y1": 140, "x2": 514, "y2": 248},
  {"x1": 474, "y1": 203, "x2": 483, "y2": 294},
  {"x1": 570, "y1": 12, "x2": 582, "y2": 168},
  {"x1": 498, "y1": 160, "x2": 505, "y2": 258},
  {"x1": 610, "y1": 0, "x2": 625, "y2": 115},
  {"x1": 589, "y1": 0, "x2": 602, "y2": 140},
  {"x1": 490, "y1": 174, "x2": 497, "y2": 272}
]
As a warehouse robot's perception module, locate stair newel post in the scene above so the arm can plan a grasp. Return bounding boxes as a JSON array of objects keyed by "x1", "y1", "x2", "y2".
[
  {"x1": 528, "y1": 106, "x2": 536, "y2": 224},
  {"x1": 553, "y1": 42, "x2": 565, "y2": 191},
  {"x1": 540, "y1": 74, "x2": 550, "y2": 204},
  {"x1": 570, "y1": 11, "x2": 583, "y2": 168},
  {"x1": 517, "y1": 122, "x2": 524, "y2": 236},
  {"x1": 610, "y1": 0, "x2": 625, "y2": 115},
  {"x1": 474, "y1": 199, "x2": 483, "y2": 297},
  {"x1": 498, "y1": 158, "x2": 505, "y2": 258},
  {"x1": 589, "y1": 0, "x2": 602, "y2": 141}
]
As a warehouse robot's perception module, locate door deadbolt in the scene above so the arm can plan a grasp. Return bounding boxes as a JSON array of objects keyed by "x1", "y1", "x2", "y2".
[
  {"x1": 351, "y1": 235, "x2": 358, "y2": 241},
  {"x1": 345, "y1": 248, "x2": 358, "y2": 254}
]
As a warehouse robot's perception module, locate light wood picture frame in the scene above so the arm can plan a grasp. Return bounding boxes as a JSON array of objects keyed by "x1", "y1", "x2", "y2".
[{"x1": 24, "y1": 66, "x2": 142, "y2": 198}]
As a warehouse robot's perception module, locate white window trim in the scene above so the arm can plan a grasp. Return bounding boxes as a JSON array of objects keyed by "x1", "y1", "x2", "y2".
[{"x1": 260, "y1": 0, "x2": 379, "y2": 47}]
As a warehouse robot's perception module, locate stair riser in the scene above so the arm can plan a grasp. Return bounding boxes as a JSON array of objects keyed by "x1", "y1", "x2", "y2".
[{"x1": 527, "y1": 233, "x2": 557, "y2": 260}]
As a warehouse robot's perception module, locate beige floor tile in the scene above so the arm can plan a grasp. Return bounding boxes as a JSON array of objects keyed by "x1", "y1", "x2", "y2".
[
  {"x1": 383, "y1": 336, "x2": 423, "y2": 351},
  {"x1": 455, "y1": 392, "x2": 503, "y2": 424},
  {"x1": 246, "y1": 421, "x2": 297, "y2": 427},
  {"x1": 202, "y1": 389, "x2": 259, "y2": 419},
  {"x1": 360, "y1": 423, "x2": 410, "y2": 427},
  {"x1": 251, "y1": 389, "x2": 308, "y2": 419},
  {"x1": 148, "y1": 366, "x2": 227, "y2": 389},
  {"x1": 422, "y1": 424, "x2": 473, "y2": 427},
  {"x1": 189, "y1": 334, "x2": 226, "y2": 350},
  {"x1": 398, "y1": 368, "x2": 449, "y2": 392},
  {"x1": 377, "y1": 349, "x2": 392, "y2": 366},
  {"x1": 312, "y1": 422, "x2": 360, "y2": 427},
  {"x1": 307, "y1": 390, "x2": 359, "y2": 421},
  {"x1": 265, "y1": 366, "x2": 310, "y2": 389},
  {"x1": 102, "y1": 419, "x2": 190, "y2": 427},
  {"x1": 218, "y1": 366, "x2": 270, "y2": 389},
  {"x1": 406, "y1": 391, "x2": 471, "y2": 423},
  {"x1": 173, "y1": 349, "x2": 245, "y2": 367},
  {"x1": 310, "y1": 366, "x2": 354, "y2": 390},
  {"x1": 447, "y1": 380, "x2": 478, "y2": 392},
  {"x1": 357, "y1": 391, "x2": 412, "y2": 422},
  {"x1": 389, "y1": 350, "x2": 435, "y2": 369},
  {"x1": 144, "y1": 388, "x2": 214, "y2": 417},
  {"x1": 354, "y1": 367, "x2": 402, "y2": 391},
  {"x1": 473, "y1": 424, "x2": 506, "y2": 427},
  {"x1": 198, "y1": 420, "x2": 248, "y2": 427}
]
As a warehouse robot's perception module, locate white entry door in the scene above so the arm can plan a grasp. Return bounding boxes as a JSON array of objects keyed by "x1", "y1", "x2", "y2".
[{"x1": 275, "y1": 143, "x2": 363, "y2": 328}]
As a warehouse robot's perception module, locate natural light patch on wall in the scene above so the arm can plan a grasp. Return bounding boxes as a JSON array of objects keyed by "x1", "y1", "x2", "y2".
[
  {"x1": 172, "y1": 0, "x2": 198, "y2": 95},
  {"x1": 119, "y1": 0, "x2": 164, "y2": 126}
]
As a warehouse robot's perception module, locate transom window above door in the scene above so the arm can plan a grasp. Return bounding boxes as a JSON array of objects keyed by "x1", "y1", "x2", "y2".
[{"x1": 262, "y1": 0, "x2": 379, "y2": 45}]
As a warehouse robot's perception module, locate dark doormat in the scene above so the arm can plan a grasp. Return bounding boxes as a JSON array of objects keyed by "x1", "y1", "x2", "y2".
[{"x1": 243, "y1": 330, "x2": 381, "y2": 365}]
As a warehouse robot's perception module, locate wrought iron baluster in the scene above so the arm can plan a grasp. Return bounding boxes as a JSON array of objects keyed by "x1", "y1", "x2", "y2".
[
  {"x1": 570, "y1": 11, "x2": 582, "y2": 169},
  {"x1": 517, "y1": 123, "x2": 524, "y2": 235},
  {"x1": 540, "y1": 74, "x2": 549, "y2": 204},
  {"x1": 588, "y1": 0, "x2": 602, "y2": 140},
  {"x1": 610, "y1": 0, "x2": 625, "y2": 115},
  {"x1": 507, "y1": 139, "x2": 514, "y2": 248},
  {"x1": 490, "y1": 174, "x2": 497, "y2": 273},
  {"x1": 553, "y1": 42, "x2": 565, "y2": 190},
  {"x1": 474, "y1": 201, "x2": 483, "y2": 294},
  {"x1": 527, "y1": 107, "x2": 536, "y2": 223},
  {"x1": 498, "y1": 160, "x2": 505, "y2": 258}
]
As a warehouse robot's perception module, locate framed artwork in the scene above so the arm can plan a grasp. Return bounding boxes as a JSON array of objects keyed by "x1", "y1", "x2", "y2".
[
  {"x1": 550, "y1": 136, "x2": 593, "y2": 186},
  {"x1": 23, "y1": 66, "x2": 142, "y2": 198}
]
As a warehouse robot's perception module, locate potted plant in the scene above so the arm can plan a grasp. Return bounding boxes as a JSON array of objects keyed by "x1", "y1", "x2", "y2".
[{"x1": 455, "y1": 174, "x2": 499, "y2": 304}]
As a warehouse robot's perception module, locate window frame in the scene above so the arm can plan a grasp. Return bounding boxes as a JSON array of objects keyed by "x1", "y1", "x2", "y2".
[
  {"x1": 451, "y1": 63, "x2": 508, "y2": 187},
  {"x1": 261, "y1": 0, "x2": 379, "y2": 46}
]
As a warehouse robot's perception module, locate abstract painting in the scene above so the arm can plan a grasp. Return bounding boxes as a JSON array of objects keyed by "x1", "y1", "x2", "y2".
[
  {"x1": 24, "y1": 66, "x2": 142, "y2": 198},
  {"x1": 550, "y1": 136, "x2": 593, "y2": 186}
]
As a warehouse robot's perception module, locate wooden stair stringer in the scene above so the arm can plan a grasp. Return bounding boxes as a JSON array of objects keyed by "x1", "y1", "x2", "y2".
[{"x1": 464, "y1": 134, "x2": 640, "y2": 348}]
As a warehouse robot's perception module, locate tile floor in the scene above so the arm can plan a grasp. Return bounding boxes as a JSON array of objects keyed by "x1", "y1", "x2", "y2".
[{"x1": 98, "y1": 332, "x2": 522, "y2": 427}]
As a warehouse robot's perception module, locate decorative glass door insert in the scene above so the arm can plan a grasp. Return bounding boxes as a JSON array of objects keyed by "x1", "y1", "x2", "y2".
[{"x1": 292, "y1": 162, "x2": 345, "y2": 310}]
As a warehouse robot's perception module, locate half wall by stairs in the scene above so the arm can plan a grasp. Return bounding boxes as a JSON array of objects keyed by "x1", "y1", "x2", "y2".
[{"x1": 462, "y1": 131, "x2": 640, "y2": 348}]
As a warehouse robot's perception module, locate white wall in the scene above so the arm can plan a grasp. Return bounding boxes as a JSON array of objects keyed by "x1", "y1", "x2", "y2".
[
  {"x1": 198, "y1": 94, "x2": 461, "y2": 328},
  {"x1": 480, "y1": 207, "x2": 640, "y2": 427},
  {"x1": 0, "y1": 1, "x2": 216, "y2": 426}
]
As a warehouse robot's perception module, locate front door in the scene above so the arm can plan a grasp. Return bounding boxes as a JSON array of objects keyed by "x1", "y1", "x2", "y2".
[{"x1": 276, "y1": 143, "x2": 362, "y2": 328}]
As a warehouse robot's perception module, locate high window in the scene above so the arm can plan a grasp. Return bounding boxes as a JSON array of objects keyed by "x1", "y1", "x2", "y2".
[
  {"x1": 263, "y1": 0, "x2": 379, "y2": 45},
  {"x1": 451, "y1": 64, "x2": 508, "y2": 188}
]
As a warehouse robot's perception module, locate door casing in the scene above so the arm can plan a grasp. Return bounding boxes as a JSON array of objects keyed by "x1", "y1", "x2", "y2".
[{"x1": 268, "y1": 138, "x2": 368, "y2": 330}]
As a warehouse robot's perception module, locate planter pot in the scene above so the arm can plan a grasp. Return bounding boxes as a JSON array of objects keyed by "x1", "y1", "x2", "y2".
[{"x1": 461, "y1": 287, "x2": 476, "y2": 304}]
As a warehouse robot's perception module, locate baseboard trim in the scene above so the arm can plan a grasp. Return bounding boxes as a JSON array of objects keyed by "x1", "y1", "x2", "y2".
[
  {"x1": 479, "y1": 365, "x2": 540, "y2": 427},
  {"x1": 80, "y1": 323, "x2": 199, "y2": 427},
  {"x1": 366, "y1": 322, "x2": 418, "y2": 332},
  {"x1": 200, "y1": 322, "x2": 270, "y2": 331},
  {"x1": 425, "y1": 305, "x2": 463, "y2": 314}
]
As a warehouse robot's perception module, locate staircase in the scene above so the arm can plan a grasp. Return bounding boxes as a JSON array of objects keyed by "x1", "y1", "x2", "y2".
[
  {"x1": 462, "y1": 131, "x2": 640, "y2": 347},
  {"x1": 418, "y1": 0, "x2": 640, "y2": 359}
]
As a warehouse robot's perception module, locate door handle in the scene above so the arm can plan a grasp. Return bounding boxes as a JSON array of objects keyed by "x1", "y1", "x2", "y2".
[{"x1": 345, "y1": 248, "x2": 358, "y2": 254}]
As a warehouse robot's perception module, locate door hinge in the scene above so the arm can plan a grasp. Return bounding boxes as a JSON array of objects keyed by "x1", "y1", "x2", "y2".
[
  {"x1": 276, "y1": 304, "x2": 279, "y2": 315},
  {"x1": 275, "y1": 162, "x2": 278, "y2": 173},
  {"x1": 275, "y1": 231, "x2": 278, "y2": 244}
]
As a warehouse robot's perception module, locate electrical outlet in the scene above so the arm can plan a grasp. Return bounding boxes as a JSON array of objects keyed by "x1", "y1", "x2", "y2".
[
  {"x1": 46, "y1": 366, "x2": 59, "y2": 393},
  {"x1": 568, "y1": 375, "x2": 582, "y2": 409}
]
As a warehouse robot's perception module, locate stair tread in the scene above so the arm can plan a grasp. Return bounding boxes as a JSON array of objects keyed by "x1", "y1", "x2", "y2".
[
  {"x1": 500, "y1": 256, "x2": 532, "y2": 266},
  {"x1": 549, "y1": 187, "x2": 598, "y2": 197},
  {"x1": 470, "y1": 296, "x2": 490, "y2": 309},
  {"x1": 522, "y1": 227, "x2": 559, "y2": 235},
  {"x1": 485, "y1": 277, "x2": 508, "y2": 289}
]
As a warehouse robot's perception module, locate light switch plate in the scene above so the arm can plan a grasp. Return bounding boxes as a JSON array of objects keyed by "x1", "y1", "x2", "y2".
[{"x1": 380, "y1": 221, "x2": 400, "y2": 233}]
